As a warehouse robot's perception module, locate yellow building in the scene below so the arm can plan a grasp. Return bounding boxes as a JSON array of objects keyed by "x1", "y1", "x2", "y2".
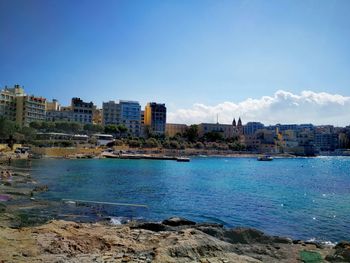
[
  {"x1": 92, "y1": 107, "x2": 103, "y2": 125},
  {"x1": 166, "y1": 123, "x2": 188, "y2": 137}
]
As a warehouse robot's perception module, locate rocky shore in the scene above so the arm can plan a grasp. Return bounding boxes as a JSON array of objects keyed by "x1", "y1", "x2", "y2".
[
  {"x1": 1, "y1": 163, "x2": 350, "y2": 262},
  {"x1": 0, "y1": 216, "x2": 349, "y2": 263}
]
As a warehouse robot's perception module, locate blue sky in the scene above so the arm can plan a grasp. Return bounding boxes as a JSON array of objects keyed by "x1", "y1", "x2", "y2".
[{"x1": 1, "y1": 0, "x2": 350, "y2": 123}]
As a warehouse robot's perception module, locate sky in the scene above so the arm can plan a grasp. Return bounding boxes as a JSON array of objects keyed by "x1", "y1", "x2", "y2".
[{"x1": 1, "y1": 0, "x2": 350, "y2": 126}]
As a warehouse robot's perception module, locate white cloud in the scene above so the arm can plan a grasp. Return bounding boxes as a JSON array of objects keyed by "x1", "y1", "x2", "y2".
[{"x1": 167, "y1": 90, "x2": 350, "y2": 126}]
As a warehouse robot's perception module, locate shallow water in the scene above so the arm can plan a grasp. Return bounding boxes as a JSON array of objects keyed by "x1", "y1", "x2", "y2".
[{"x1": 19, "y1": 156, "x2": 350, "y2": 242}]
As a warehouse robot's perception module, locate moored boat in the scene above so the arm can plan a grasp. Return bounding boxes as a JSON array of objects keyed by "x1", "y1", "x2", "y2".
[
  {"x1": 176, "y1": 157, "x2": 190, "y2": 162},
  {"x1": 257, "y1": 155, "x2": 273, "y2": 161}
]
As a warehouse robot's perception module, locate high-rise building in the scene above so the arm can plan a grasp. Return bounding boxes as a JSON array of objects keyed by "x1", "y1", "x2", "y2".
[
  {"x1": 71, "y1": 97, "x2": 94, "y2": 124},
  {"x1": 103, "y1": 100, "x2": 141, "y2": 136},
  {"x1": 144, "y1": 102, "x2": 166, "y2": 135}
]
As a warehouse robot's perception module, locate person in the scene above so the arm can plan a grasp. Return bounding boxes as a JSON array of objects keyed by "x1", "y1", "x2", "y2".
[
  {"x1": 8, "y1": 156, "x2": 12, "y2": 165},
  {"x1": 27, "y1": 155, "x2": 32, "y2": 167}
]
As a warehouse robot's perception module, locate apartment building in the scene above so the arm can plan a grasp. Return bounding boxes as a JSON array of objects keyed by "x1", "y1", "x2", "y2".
[
  {"x1": 103, "y1": 100, "x2": 141, "y2": 136},
  {"x1": 71, "y1": 97, "x2": 94, "y2": 124}
]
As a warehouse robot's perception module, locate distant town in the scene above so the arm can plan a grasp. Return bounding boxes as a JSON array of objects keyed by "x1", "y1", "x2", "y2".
[{"x1": 1, "y1": 84, "x2": 350, "y2": 156}]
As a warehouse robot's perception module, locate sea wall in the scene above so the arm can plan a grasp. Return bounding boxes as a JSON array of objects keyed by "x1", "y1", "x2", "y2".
[{"x1": 31, "y1": 146, "x2": 101, "y2": 157}]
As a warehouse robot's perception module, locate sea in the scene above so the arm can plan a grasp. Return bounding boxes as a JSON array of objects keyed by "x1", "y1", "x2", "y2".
[{"x1": 17, "y1": 156, "x2": 350, "y2": 243}]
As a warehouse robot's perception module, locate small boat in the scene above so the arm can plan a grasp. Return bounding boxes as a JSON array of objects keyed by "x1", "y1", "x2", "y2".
[
  {"x1": 176, "y1": 157, "x2": 190, "y2": 162},
  {"x1": 257, "y1": 155, "x2": 273, "y2": 161}
]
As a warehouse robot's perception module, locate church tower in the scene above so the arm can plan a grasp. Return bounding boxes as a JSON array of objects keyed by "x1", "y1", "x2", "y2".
[
  {"x1": 232, "y1": 118, "x2": 236, "y2": 127},
  {"x1": 237, "y1": 117, "x2": 243, "y2": 135},
  {"x1": 238, "y1": 117, "x2": 242, "y2": 127}
]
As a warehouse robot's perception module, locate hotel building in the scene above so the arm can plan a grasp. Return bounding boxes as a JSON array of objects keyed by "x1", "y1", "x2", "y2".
[
  {"x1": 16, "y1": 94, "x2": 46, "y2": 127},
  {"x1": 0, "y1": 85, "x2": 24, "y2": 121}
]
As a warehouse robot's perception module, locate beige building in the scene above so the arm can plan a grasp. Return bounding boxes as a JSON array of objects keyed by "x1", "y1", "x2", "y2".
[
  {"x1": 16, "y1": 95, "x2": 46, "y2": 127},
  {"x1": 198, "y1": 123, "x2": 237, "y2": 139},
  {"x1": 46, "y1": 99, "x2": 60, "y2": 111},
  {"x1": 166, "y1": 123, "x2": 188, "y2": 137}
]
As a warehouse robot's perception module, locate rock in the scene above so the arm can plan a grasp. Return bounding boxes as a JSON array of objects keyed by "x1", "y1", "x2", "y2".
[
  {"x1": 196, "y1": 226, "x2": 293, "y2": 246},
  {"x1": 327, "y1": 241, "x2": 350, "y2": 262},
  {"x1": 162, "y1": 217, "x2": 196, "y2": 227},
  {"x1": 32, "y1": 185, "x2": 49, "y2": 193},
  {"x1": 130, "y1": 222, "x2": 168, "y2": 232}
]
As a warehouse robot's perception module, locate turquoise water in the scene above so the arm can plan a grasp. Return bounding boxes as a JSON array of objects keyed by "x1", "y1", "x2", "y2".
[{"x1": 26, "y1": 157, "x2": 350, "y2": 242}]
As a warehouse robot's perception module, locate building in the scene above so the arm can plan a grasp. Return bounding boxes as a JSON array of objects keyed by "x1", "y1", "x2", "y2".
[
  {"x1": 91, "y1": 134, "x2": 114, "y2": 146},
  {"x1": 1, "y1": 85, "x2": 47, "y2": 126},
  {"x1": 71, "y1": 97, "x2": 94, "y2": 124},
  {"x1": 16, "y1": 94, "x2": 46, "y2": 127},
  {"x1": 103, "y1": 100, "x2": 141, "y2": 137},
  {"x1": 144, "y1": 102, "x2": 166, "y2": 136},
  {"x1": 92, "y1": 107, "x2": 103, "y2": 125},
  {"x1": 243, "y1": 122, "x2": 264, "y2": 135},
  {"x1": 46, "y1": 109, "x2": 74, "y2": 122},
  {"x1": 166, "y1": 123, "x2": 188, "y2": 137},
  {"x1": 46, "y1": 99, "x2": 60, "y2": 111},
  {"x1": 0, "y1": 85, "x2": 24, "y2": 121},
  {"x1": 314, "y1": 132, "x2": 338, "y2": 151},
  {"x1": 243, "y1": 129, "x2": 279, "y2": 153},
  {"x1": 198, "y1": 123, "x2": 235, "y2": 139}
]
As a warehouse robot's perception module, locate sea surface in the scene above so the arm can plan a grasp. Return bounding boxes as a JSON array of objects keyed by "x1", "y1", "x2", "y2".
[{"x1": 19, "y1": 156, "x2": 350, "y2": 242}]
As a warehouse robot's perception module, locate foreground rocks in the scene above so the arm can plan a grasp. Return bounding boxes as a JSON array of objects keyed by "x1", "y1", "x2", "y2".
[{"x1": 0, "y1": 217, "x2": 345, "y2": 263}]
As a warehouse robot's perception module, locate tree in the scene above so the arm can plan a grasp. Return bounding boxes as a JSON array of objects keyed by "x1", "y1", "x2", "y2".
[
  {"x1": 0, "y1": 117, "x2": 18, "y2": 142},
  {"x1": 204, "y1": 131, "x2": 224, "y2": 142},
  {"x1": 117, "y1": 125, "x2": 128, "y2": 137},
  {"x1": 20, "y1": 126, "x2": 36, "y2": 143},
  {"x1": 184, "y1": 125, "x2": 199, "y2": 142},
  {"x1": 128, "y1": 139, "x2": 141, "y2": 148},
  {"x1": 29, "y1": 121, "x2": 43, "y2": 130},
  {"x1": 6, "y1": 135, "x2": 15, "y2": 150},
  {"x1": 83, "y1": 124, "x2": 103, "y2": 133},
  {"x1": 104, "y1": 124, "x2": 118, "y2": 135},
  {"x1": 143, "y1": 138, "x2": 159, "y2": 148}
]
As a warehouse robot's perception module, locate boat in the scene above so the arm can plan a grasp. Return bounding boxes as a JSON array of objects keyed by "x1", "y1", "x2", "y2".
[
  {"x1": 176, "y1": 157, "x2": 190, "y2": 162},
  {"x1": 257, "y1": 155, "x2": 273, "y2": 161}
]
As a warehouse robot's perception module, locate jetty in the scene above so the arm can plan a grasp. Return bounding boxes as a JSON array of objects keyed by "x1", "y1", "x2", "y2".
[{"x1": 102, "y1": 152, "x2": 190, "y2": 162}]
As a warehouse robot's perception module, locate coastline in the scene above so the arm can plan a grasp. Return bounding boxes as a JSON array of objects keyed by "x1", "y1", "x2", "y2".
[{"x1": 1, "y1": 161, "x2": 350, "y2": 262}]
